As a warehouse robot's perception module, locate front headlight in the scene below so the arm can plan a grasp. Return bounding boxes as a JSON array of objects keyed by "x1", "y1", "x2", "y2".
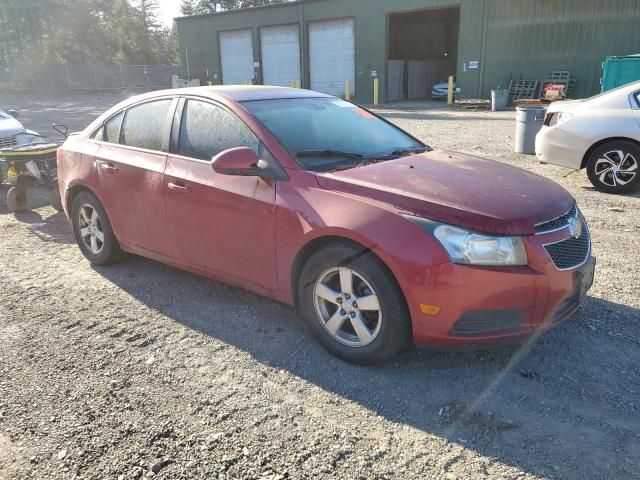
[{"x1": 404, "y1": 216, "x2": 528, "y2": 266}]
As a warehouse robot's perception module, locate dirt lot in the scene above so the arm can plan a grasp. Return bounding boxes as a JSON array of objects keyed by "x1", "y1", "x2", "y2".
[{"x1": 0, "y1": 92, "x2": 639, "y2": 480}]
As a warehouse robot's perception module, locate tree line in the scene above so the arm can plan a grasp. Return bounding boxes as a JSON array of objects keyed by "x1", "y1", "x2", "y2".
[
  {"x1": 0, "y1": 0, "x2": 179, "y2": 65},
  {"x1": 179, "y1": 0, "x2": 290, "y2": 16},
  {"x1": 0, "y1": 0, "x2": 291, "y2": 66},
  {"x1": 0, "y1": 0, "x2": 175, "y2": 65}
]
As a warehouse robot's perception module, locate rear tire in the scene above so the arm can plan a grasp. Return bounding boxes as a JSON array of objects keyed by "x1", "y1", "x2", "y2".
[
  {"x1": 586, "y1": 141, "x2": 640, "y2": 194},
  {"x1": 298, "y1": 242, "x2": 412, "y2": 365},
  {"x1": 7, "y1": 186, "x2": 27, "y2": 212},
  {"x1": 71, "y1": 191, "x2": 121, "y2": 265}
]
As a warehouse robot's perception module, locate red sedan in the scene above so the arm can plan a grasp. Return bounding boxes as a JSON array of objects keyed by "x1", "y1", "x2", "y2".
[{"x1": 57, "y1": 87, "x2": 595, "y2": 364}]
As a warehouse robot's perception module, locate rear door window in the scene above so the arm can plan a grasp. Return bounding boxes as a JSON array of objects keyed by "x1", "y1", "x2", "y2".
[
  {"x1": 104, "y1": 112, "x2": 123, "y2": 143},
  {"x1": 90, "y1": 126, "x2": 104, "y2": 141},
  {"x1": 120, "y1": 100, "x2": 172, "y2": 151},
  {"x1": 177, "y1": 99, "x2": 258, "y2": 161}
]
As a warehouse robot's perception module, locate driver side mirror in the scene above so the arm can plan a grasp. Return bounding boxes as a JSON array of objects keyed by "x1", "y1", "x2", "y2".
[
  {"x1": 212, "y1": 147, "x2": 261, "y2": 176},
  {"x1": 8, "y1": 109, "x2": 18, "y2": 118}
]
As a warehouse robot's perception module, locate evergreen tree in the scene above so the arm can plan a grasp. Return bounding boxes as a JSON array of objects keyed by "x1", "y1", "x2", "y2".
[
  {"x1": 138, "y1": 0, "x2": 160, "y2": 31},
  {"x1": 188, "y1": 0, "x2": 290, "y2": 15},
  {"x1": 180, "y1": 0, "x2": 197, "y2": 16},
  {"x1": 0, "y1": 0, "x2": 289, "y2": 64},
  {"x1": 0, "y1": 0, "x2": 179, "y2": 65}
]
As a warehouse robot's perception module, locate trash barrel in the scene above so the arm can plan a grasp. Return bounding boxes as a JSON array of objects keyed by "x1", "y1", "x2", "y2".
[
  {"x1": 491, "y1": 90, "x2": 508, "y2": 111},
  {"x1": 515, "y1": 106, "x2": 546, "y2": 154}
]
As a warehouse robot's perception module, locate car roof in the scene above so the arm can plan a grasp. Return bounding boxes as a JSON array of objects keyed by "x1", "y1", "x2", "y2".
[
  {"x1": 139, "y1": 85, "x2": 335, "y2": 103},
  {"x1": 607, "y1": 80, "x2": 640, "y2": 97},
  {"x1": 81, "y1": 86, "x2": 336, "y2": 137}
]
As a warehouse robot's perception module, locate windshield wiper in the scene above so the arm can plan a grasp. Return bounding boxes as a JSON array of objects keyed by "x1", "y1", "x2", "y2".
[
  {"x1": 389, "y1": 147, "x2": 429, "y2": 157},
  {"x1": 296, "y1": 150, "x2": 364, "y2": 160},
  {"x1": 296, "y1": 150, "x2": 396, "y2": 172}
]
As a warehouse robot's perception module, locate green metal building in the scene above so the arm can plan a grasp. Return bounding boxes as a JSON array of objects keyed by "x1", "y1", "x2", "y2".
[{"x1": 176, "y1": 0, "x2": 640, "y2": 104}]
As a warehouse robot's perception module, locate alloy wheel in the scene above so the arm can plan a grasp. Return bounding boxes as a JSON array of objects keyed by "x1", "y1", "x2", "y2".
[
  {"x1": 78, "y1": 203, "x2": 104, "y2": 254},
  {"x1": 313, "y1": 267, "x2": 383, "y2": 347},
  {"x1": 594, "y1": 150, "x2": 638, "y2": 187}
]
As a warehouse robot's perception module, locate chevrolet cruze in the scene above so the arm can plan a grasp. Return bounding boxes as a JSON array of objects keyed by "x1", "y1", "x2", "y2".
[{"x1": 57, "y1": 86, "x2": 595, "y2": 364}]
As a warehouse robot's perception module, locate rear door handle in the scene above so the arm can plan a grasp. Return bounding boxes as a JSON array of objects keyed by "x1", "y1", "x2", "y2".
[{"x1": 168, "y1": 181, "x2": 190, "y2": 194}]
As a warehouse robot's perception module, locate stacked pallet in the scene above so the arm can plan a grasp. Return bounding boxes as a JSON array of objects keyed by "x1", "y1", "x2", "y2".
[
  {"x1": 508, "y1": 80, "x2": 539, "y2": 105},
  {"x1": 540, "y1": 71, "x2": 576, "y2": 98}
]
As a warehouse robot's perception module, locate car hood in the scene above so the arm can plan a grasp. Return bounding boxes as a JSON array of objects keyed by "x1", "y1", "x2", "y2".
[
  {"x1": 0, "y1": 115, "x2": 26, "y2": 137},
  {"x1": 314, "y1": 150, "x2": 574, "y2": 236}
]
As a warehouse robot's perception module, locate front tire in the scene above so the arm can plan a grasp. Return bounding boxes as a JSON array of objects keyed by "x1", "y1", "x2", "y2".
[
  {"x1": 298, "y1": 243, "x2": 411, "y2": 365},
  {"x1": 71, "y1": 191, "x2": 121, "y2": 265},
  {"x1": 586, "y1": 141, "x2": 640, "y2": 194}
]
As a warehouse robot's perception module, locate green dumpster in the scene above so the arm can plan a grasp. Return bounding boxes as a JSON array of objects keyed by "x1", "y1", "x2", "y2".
[{"x1": 601, "y1": 55, "x2": 640, "y2": 92}]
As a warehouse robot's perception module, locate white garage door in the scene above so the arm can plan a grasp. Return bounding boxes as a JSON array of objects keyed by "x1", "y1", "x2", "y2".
[
  {"x1": 261, "y1": 24, "x2": 301, "y2": 87},
  {"x1": 220, "y1": 29, "x2": 254, "y2": 85},
  {"x1": 309, "y1": 18, "x2": 355, "y2": 97}
]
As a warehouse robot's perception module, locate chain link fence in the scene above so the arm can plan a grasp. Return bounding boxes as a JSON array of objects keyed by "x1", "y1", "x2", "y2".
[{"x1": 0, "y1": 63, "x2": 185, "y2": 91}]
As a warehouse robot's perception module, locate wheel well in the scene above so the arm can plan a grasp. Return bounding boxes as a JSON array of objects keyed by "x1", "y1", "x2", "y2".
[
  {"x1": 290, "y1": 236, "x2": 408, "y2": 318},
  {"x1": 291, "y1": 237, "x2": 359, "y2": 307},
  {"x1": 581, "y1": 137, "x2": 640, "y2": 169},
  {"x1": 65, "y1": 185, "x2": 92, "y2": 214}
]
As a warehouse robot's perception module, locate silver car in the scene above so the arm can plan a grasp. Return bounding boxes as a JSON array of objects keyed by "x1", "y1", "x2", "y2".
[{"x1": 0, "y1": 105, "x2": 41, "y2": 148}]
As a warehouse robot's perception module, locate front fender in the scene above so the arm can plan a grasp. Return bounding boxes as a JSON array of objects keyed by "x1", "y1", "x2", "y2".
[{"x1": 275, "y1": 170, "x2": 449, "y2": 313}]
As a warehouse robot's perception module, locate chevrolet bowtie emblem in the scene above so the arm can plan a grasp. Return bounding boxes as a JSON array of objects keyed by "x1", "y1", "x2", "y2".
[{"x1": 568, "y1": 217, "x2": 582, "y2": 239}]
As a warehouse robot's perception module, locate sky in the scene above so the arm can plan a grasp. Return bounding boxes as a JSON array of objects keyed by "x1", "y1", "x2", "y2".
[{"x1": 157, "y1": 0, "x2": 182, "y2": 27}]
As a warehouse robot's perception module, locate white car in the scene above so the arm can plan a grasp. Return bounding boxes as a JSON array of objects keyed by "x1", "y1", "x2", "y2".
[
  {"x1": 0, "y1": 105, "x2": 41, "y2": 148},
  {"x1": 431, "y1": 80, "x2": 457, "y2": 99},
  {"x1": 536, "y1": 81, "x2": 640, "y2": 194}
]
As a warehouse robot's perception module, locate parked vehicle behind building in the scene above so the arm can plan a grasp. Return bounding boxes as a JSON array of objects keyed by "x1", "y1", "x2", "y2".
[
  {"x1": 431, "y1": 80, "x2": 456, "y2": 99},
  {"x1": 57, "y1": 86, "x2": 595, "y2": 364},
  {"x1": 536, "y1": 81, "x2": 640, "y2": 194}
]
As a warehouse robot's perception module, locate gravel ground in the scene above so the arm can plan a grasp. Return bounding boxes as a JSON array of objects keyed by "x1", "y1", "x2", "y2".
[{"x1": 0, "y1": 92, "x2": 639, "y2": 480}]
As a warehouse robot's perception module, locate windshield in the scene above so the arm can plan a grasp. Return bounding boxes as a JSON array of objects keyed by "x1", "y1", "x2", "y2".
[
  {"x1": 0, "y1": 105, "x2": 8, "y2": 117},
  {"x1": 242, "y1": 97, "x2": 427, "y2": 171}
]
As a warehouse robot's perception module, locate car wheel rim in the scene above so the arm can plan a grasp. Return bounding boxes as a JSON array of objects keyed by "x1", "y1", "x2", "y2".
[
  {"x1": 313, "y1": 267, "x2": 382, "y2": 348},
  {"x1": 594, "y1": 150, "x2": 638, "y2": 187},
  {"x1": 78, "y1": 203, "x2": 104, "y2": 254}
]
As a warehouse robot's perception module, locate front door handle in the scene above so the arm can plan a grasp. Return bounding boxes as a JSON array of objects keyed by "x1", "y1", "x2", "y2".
[{"x1": 168, "y1": 181, "x2": 190, "y2": 194}]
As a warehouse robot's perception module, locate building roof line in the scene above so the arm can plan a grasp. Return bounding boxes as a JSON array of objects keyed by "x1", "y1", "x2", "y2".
[{"x1": 174, "y1": 0, "x2": 328, "y2": 22}]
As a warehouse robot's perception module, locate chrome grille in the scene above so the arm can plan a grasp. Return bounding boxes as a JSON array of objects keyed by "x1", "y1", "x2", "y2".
[
  {"x1": 544, "y1": 228, "x2": 590, "y2": 270},
  {"x1": 0, "y1": 135, "x2": 17, "y2": 149},
  {"x1": 535, "y1": 204, "x2": 578, "y2": 234}
]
